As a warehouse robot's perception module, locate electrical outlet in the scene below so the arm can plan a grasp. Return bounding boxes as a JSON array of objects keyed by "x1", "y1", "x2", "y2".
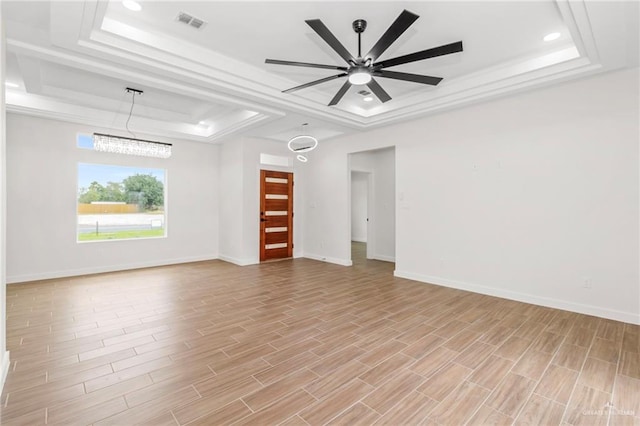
[{"x1": 583, "y1": 278, "x2": 592, "y2": 289}]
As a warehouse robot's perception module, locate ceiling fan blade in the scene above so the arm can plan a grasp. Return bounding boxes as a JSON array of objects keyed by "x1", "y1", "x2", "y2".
[
  {"x1": 367, "y1": 78, "x2": 392, "y2": 103},
  {"x1": 365, "y1": 10, "x2": 419, "y2": 62},
  {"x1": 306, "y1": 19, "x2": 355, "y2": 64},
  {"x1": 374, "y1": 41, "x2": 463, "y2": 69},
  {"x1": 265, "y1": 59, "x2": 348, "y2": 71},
  {"x1": 282, "y1": 73, "x2": 347, "y2": 93},
  {"x1": 375, "y1": 70, "x2": 443, "y2": 85},
  {"x1": 328, "y1": 80, "x2": 352, "y2": 106}
]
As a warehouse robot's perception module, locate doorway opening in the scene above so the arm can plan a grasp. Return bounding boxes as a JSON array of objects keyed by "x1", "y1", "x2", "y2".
[
  {"x1": 350, "y1": 170, "x2": 371, "y2": 265},
  {"x1": 349, "y1": 147, "x2": 396, "y2": 267}
]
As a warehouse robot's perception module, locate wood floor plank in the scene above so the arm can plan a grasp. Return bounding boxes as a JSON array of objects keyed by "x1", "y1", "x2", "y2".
[
  {"x1": 553, "y1": 342, "x2": 589, "y2": 371},
  {"x1": 511, "y1": 349, "x2": 554, "y2": 381},
  {"x1": 485, "y1": 372, "x2": 536, "y2": 418},
  {"x1": 468, "y1": 404, "x2": 514, "y2": 425},
  {"x1": 184, "y1": 400, "x2": 252, "y2": 426},
  {"x1": 578, "y1": 357, "x2": 617, "y2": 393},
  {"x1": 468, "y1": 355, "x2": 515, "y2": 390},
  {"x1": 325, "y1": 402, "x2": 380, "y2": 426},
  {"x1": 242, "y1": 368, "x2": 319, "y2": 411},
  {"x1": 47, "y1": 395, "x2": 128, "y2": 425},
  {"x1": 514, "y1": 393, "x2": 565, "y2": 425},
  {"x1": 563, "y1": 384, "x2": 612, "y2": 426},
  {"x1": 416, "y1": 361, "x2": 473, "y2": 402},
  {"x1": 495, "y1": 336, "x2": 533, "y2": 360},
  {"x1": 299, "y1": 379, "x2": 373, "y2": 425},
  {"x1": 534, "y1": 364, "x2": 579, "y2": 404},
  {"x1": 373, "y1": 391, "x2": 438, "y2": 425},
  {"x1": 362, "y1": 369, "x2": 425, "y2": 414},
  {"x1": 453, "y1": 340, "x2": 496, "y2": 369},
  {"x1": 409, "y1": 346, "x2": 459, "y2": 378},
  {"x1": 236, "y1": 389, "x2": 317, "y2": 426},
  {"x1": 427, "y1": 381, "x2": 490, "y2": 424},
  {"x1": 304, "y1": 359, "x2": 369, "y2": 400}
]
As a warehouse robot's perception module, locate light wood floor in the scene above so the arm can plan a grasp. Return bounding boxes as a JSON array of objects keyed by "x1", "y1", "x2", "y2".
[{"x1": 1, "y1": 243, "x2": 638, "y2": 425}]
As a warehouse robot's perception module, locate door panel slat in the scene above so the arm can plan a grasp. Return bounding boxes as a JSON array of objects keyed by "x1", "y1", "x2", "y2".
[
  {"x1": 265, "y1": 199, "x2": 289, "y2": 211},
  {"x1": 263, "y1": 247, "x2": 290, "y2": 259},
  {"x1": 265, "y1": 183, "x2": 289, "y2": 195},
  {"x1": 264, "y1": 171, "x2": 289, "y2": 179},
  {"x1": 264, "y1": 216, "x2": 288, "y2": 227},
  {"x1": 265, "y1": 232, "x2": 288, "y2": 245}
]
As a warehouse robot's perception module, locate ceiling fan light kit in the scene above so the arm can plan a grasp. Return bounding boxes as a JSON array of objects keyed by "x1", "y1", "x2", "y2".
[
  {"x1": 348, "y1": 69, "x2": 372, "y2": 85},
  {"x1": 265, "y1": 9, "x2": 463, "y2": 105}
]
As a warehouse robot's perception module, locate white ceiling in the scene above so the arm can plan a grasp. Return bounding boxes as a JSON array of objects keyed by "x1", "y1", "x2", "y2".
[{"x1": 2, "y1": 1, "x2": 638, "y2": 144}]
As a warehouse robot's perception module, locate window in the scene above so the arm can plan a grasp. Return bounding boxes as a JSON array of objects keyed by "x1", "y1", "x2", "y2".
[
  {"x1": 77, "y1": 134, "x2": 94, "y2": 149},
  {"x1": 77, "y1": 163, "x2": 166, "y2": 242}
]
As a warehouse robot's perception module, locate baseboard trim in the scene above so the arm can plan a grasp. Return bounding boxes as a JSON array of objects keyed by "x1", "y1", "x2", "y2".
[
  {"x1": 0, "y1": 351, "x2": 10, "y2": 395},
  {"x1": 304, "y1": 253, "x2": 353, "y2": 267},
  {"x1": 217, "y1": 255, "x2": 259, "y2": 266},
  {"x1": 393, "y1": 270, "x2": 640, "y2": 325},
  {"x1": 7, "y1": 255, "x2": 219, "y2": 284},
  {"x1": 351, "y1": 238, "x2": 367, "y2": 243},
  {"x1": 373, "y1": 254, "x2": 395, "y2": 263}
]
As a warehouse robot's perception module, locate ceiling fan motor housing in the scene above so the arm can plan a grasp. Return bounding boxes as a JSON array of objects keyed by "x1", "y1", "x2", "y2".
[{"x1": 352, "y1": 19, "x2": 367, "y2": 33}]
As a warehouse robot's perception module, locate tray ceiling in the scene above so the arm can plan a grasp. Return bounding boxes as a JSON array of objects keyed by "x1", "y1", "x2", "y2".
[{"x1": 2, "y1": 1, "x2": 638, "y2": 143}]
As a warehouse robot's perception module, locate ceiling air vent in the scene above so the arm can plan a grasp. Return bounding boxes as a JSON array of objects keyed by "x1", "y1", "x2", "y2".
[
  {"x1": 357, "y1": 90, "x2": 372, "y2": 96},
  {"x1": 176, "y1": 12, "x2": 207, "y2": 29}
]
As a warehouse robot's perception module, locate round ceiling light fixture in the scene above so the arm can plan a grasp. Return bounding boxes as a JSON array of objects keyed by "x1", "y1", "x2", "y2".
[
  {"x1": 296, "y1": 154, "x2": 308, "y2": 163},
  {"x1": 363, "y1": 96, "x2": 373, "y2": 102},
  {"x1": 287, "y1": 123, "x2": 318, "y2": 153},
  {"x1": 348, "y1": 69, "x2": 372, "y2": 85},
  {"x1": 288, "y1": 135, "x2": 318, "y2": 152},
  {"x1": 543, "y1": 32, "x2": 561, "y2": 42},
  {"x1": 122, "y1": 0, "x2": 142, "y2": 12}
]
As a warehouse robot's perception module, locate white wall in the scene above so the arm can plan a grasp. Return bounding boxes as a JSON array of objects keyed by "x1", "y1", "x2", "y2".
[
  {"x1": 6, "y1": 114, "x2": 219, "y2": 282},
  {"x1": 218, "y1": 138, "x2": 245, "y2": 264},
  {"x1": 0, "y1": 5, "x2": 10, "y2": 392},
  {"x1": 218, "y1": 136, "x2": 304, "y2": 265},
  {"x1": 351, "y1": 171, "x2": 368, "y2": 243},
  {"x1": 304, "y1": 68, "x2": 640, "y2": 324}
]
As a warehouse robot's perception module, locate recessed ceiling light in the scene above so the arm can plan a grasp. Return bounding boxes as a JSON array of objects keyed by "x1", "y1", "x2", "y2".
[
  {"x1": 5, "y1": 82, "x2": 19, "y2": 88},
  {"x1": 363, "y1": 96, "x2": 373, "y2": 102},
  {"x1": 296, "y1": 154, "x2": 308, "y2": 163},
  {"x1": 198, "y1": 121, "x2": 207, "y2": 125},
  {"x1": 544, "y1": 32, "x2": 561, "y2": 42},
  {"x1": 122, "y1": 0, "x2": 142, "y2": 12}
]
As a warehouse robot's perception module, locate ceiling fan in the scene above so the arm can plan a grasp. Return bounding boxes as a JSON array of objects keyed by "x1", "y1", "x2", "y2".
[{"x1": 265, "y1": 10, "x2": 463, "y2": 106}]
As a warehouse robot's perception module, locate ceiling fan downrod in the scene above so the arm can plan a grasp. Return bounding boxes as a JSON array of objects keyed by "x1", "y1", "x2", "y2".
[{"x1": 352, "y1": 19, "x2": 367, "y2": 58}]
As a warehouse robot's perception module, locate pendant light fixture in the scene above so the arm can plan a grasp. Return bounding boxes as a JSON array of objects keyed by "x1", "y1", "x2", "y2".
[
  {"x1": 93, "y1": 87, "x2": 172, "y2": 159},
  {"x1": 288, "y1": 123, "x2": 317, "y2": 162}
]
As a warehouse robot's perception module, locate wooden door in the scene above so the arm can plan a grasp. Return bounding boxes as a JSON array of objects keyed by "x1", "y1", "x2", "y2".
[{"x1": 260, "y1": 170, "x2": 293, "y2": 261}]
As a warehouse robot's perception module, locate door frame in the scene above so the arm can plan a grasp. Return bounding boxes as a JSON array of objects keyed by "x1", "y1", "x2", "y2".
[
  {"x1": 348, "y1": 147, "x2": 396, "y2": 265},
  {"x1": 259, "y1": 169, "x2": 294, "y2": 262}
]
